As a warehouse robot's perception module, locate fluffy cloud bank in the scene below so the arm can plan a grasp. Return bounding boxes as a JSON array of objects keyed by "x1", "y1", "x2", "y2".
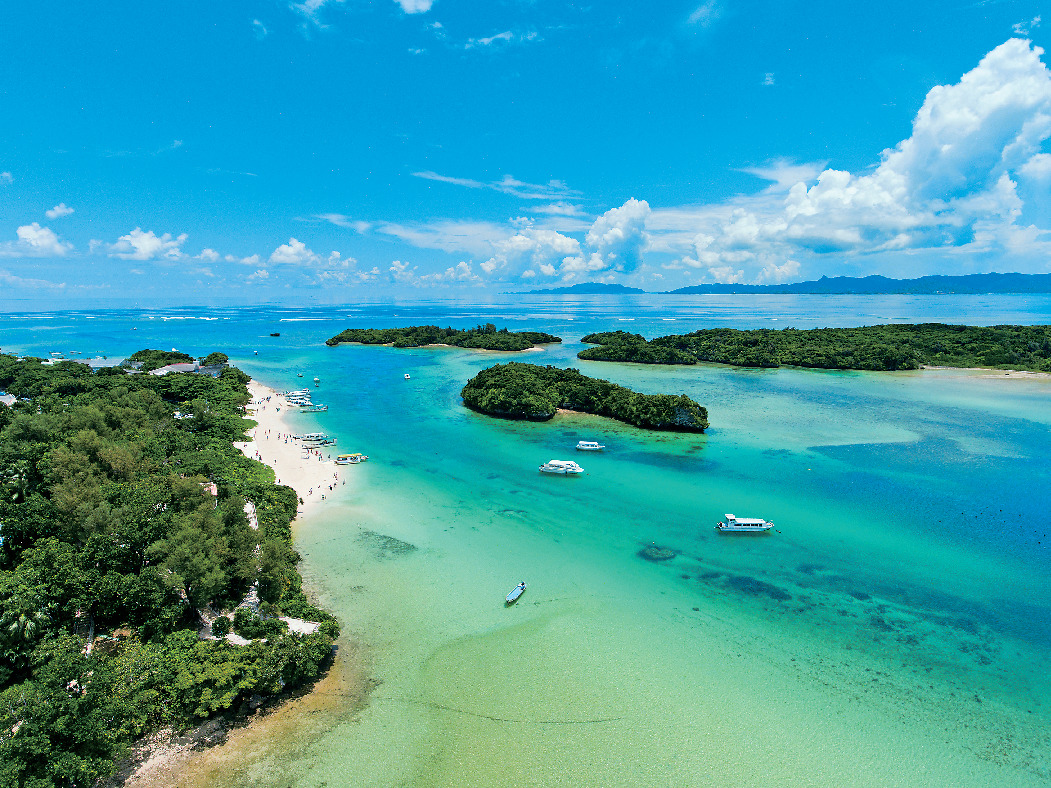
[
  {"x1": 109, "y1": 228, "x2": 187, "y2": 261},
  {"x1": 0, "y1": 223, "x2": 74, "y2": 257},
  {"x1": 664, "y1": 38, "x2": 1051, "y2": 282}
]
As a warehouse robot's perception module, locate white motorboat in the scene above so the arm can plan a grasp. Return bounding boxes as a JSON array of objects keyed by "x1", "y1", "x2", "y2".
[
  {"x1": 539, "y1": 460, "x2": 584, "y2": 475},
  {"x1": 576, "y1": 440, "x2": 606, "y2": 451},
  {"x1": 404, "y1": 373, "x2": 411, "y2": 380},
  {"x1": 715, "y1": 514, "x2": 775, "y2": 533},
  {"x1": 505, "y1": 582, "x2": 527, "y2": 605},
  {"x1": 336, "y1": 453, "x2": 368, "y2": 465}
]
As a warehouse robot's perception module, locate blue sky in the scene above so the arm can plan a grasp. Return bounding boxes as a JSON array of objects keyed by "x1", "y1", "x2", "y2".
[{"x1": 1, "y1": 1, "x2": 1049, "y2": 304}]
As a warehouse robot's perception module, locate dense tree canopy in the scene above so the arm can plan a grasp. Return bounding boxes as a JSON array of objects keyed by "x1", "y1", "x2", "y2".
[
  {"x1": 460, "y1": 363, "x2": 708, "y2": 432},
  {"x1": 326, "y1": 324, "x2": 561, "y2": 351},
  {"x1": 580, "y1": 324, "x2": 1051, "y2": 372},
  {"x1": 123, "y1": 349, "x2": 195, "y2": 371},
  {"x1": 0, "y1": 353, "x2": 337, "y2": 786}
]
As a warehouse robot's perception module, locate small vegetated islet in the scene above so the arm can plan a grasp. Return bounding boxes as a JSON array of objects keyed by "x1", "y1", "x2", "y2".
[
  {"x1": 325, "y1": 323, "x2": 561, "y2": 352},
  {"x1": 460, "y1": 362, "x2": 708, "y2": 432}
]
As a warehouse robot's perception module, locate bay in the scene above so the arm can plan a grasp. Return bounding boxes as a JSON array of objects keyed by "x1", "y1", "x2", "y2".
[{"x1": 2, "y1": 294, "x2": 1049, "y2": 786}]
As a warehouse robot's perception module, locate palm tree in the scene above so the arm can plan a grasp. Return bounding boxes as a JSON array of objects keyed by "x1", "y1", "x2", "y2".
[{"x1": 2, "y1": 459, "x2": 31, "y2": 502}]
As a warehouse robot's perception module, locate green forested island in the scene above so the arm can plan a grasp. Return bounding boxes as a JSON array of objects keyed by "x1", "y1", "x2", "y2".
[
  {"x1": 326, "y1": 323, "x2": 561, "y2": 351},
  {"x1": 460, "y1": 362, "x2": 708, "y2": 431},
  {"x1": 0, "y1": 353, "x2": 337, "y2": 785},
  {"x1": 579, "y1": 324, "x2": 1051, "y2": 372},
  {"x1": 122, "y1": 348, "x2": 230, "y2": 371}
]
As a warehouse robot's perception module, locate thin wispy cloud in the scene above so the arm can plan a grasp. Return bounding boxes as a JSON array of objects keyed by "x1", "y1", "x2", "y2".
[
  {"x1": 395, "y1": 0, "x2": 434, "y2": 13},
  {"x1": 252, "y1": 19, "x2": 269, "y2": 39},
  {"x1": 290, "y1": 0, "x2": 345, "y2": 29},
  {"x1": 532, "y1": 202, "x2": 586, "y2": 217},
  {"x1": 413, "y1": 171, "x2": 579, "y2": 200},
  {"x1": 0, "y1": 172, "x2": 11, "y2": 184},
  {"x1": 687, "y1": 1, "x2": 720, "y2": 28},
  {"x1": 1013, "y1": 15, "x2": 1040, "y2": 35},
  {"x1": 0, "y1": 269, "x2": 67, "y2": 290},
  {"x1": 316, "y1": 213, "x2": 371, "y2": 232},
  {"x1": 465, "y1": 30, "x2": 539, "y2": 49}
]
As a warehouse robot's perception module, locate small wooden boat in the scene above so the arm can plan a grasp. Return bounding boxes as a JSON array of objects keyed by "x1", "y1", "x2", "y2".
[{"x1": 505, "y1": 582, "x2": 527, "y2": 605}]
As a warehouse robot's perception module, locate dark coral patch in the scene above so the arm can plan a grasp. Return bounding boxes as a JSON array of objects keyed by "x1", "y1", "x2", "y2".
[
  {"x1": 726, "y1": 575, "x2": 792, "y2": 601},
  {"x1": 638, "y1": 544, "x2": 678, "y2": 562}
]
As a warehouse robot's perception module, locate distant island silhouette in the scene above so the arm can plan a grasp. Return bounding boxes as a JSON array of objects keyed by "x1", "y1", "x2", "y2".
[
  {"x1": 520, "y1": 273, "x2": 1051, "y2": 296},
  {"x1": 518, "y1": 283, "x2": 646, "y2": 295}
]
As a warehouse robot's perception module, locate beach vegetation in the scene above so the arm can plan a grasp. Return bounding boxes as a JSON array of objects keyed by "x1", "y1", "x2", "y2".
[
  {"x1": 201, "y1": 351, "x2": 229, "y2": 366},
  {"x1": 460, "y1": 362, "x2": 708, "y2": 431},
  {"x1": 123, "y1": 348, "x2": 195, "y2": 371},
  {"x1": 579, "y1": 324, "x2": 1051, "y2": 372},
  {"x1": 325, "y1": 323, "x2": 562, "y2": 351},
  {"x1": 0, "y1": 351, "x2": 338, "y2": 785}
]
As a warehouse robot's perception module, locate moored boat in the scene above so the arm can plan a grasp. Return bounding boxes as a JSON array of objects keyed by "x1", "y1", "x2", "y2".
[
  {"x1": 576, "y1": 440, "x2": 605, "y2": 451},
  {"x1": 404, "y1": 373, "x2": 411, "y2": 380},
  {"x1": 336, "y1": 453, "x2": 368, "y2": 464},
  {"x1": 539, "y1": 460, "x2": 584, "y2": 475},
  {"x1": 505, "y1": 582, "x2": 527, "y2": 605},
  {"x1": 716, "y1": 514, "x2": 775, "y2": 533}
]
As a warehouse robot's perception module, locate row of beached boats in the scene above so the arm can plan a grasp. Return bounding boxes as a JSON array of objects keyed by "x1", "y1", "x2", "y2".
[{"x1": 283, "y1": 389, "x2": 328, "y2": 412}]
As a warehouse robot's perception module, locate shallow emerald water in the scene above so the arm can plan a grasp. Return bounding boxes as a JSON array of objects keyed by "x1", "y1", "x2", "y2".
[{"x1": 2, "y1": 295, "x2": 1050, "y2": 786}]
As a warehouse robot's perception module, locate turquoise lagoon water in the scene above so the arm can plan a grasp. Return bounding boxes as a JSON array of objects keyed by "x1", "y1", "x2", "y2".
[{"x1": 2, "y1": 295, "x2": 1050, "y2": 786}]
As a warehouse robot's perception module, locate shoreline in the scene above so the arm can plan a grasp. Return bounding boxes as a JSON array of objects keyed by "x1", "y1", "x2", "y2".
[
  {"x1": 236, "y1": 380, "x2": 351, "y2": 511},
  {"x1": 116, "y1": 377, "x2": 363, "y2": 787},
  {"x1": 328, "y1": 340, "x2": 548, "y2": 352},
  {"x1": 919, "y1": 364, "x2": 1051, "y2": 379}
]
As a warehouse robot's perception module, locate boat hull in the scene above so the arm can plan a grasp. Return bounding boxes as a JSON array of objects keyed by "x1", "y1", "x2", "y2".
[{"x1": 505, "y1": 584, "x2": 527, "y2": 604}]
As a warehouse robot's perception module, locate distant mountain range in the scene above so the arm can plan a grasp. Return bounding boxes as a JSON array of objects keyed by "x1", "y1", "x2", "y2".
[
  {"x1": 520, "y1": 283, "x2": 646, "y2": 295},
  {"x1": 522, "y1": 273, "x2": 1051, "y2": 296}
]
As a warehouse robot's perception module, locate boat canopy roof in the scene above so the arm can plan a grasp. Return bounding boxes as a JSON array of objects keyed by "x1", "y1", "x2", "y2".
[{"x1": 725, "y1": 514, "x2": 767, "y2": 524}]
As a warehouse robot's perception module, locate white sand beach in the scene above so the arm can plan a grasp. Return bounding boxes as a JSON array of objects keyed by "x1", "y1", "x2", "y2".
[{"x1": 236, "y1": 380, "x2": 350, "y2": 512}]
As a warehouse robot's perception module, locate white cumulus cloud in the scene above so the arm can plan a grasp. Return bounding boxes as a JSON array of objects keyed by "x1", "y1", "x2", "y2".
[
  {"x1": 653, "y1": 38, "x2": 1051, "y2": 282},
  {"x1": 45, "y1": 203, "x2": 74, "y2": 219},
  {"x1": 0, "y1": 223, "x2": 74, "y2": 257},
  {"x1": 560, "y1": 198, "x2": 650, "y2": 279},
  {"x1": 109, "y1": 228, "x2": 188, "y2": 261},
  {"x1": 395, "y1": 0, "x2": 433, "y2": 13},
  {"x1": 481, "y1": 225, "x2": 581, "y2": 277}
]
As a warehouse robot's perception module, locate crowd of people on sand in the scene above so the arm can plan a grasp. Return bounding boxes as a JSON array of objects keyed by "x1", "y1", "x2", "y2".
[{"x1": 244, "y1": 392, "x2": 351, "y2": 509}]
